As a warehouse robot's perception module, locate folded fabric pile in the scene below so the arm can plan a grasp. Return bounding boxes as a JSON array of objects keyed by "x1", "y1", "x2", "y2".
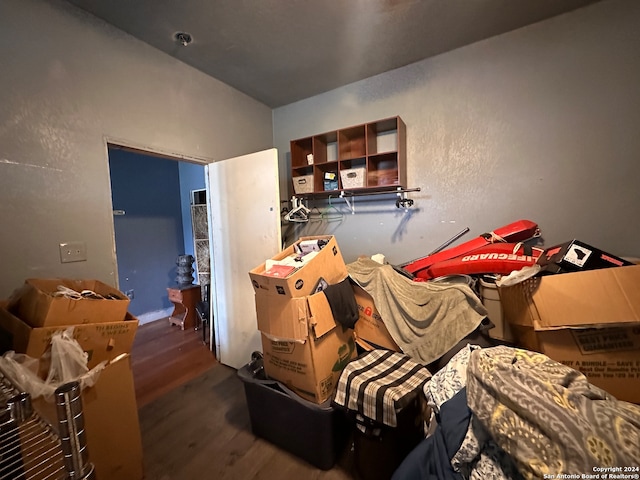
[{"x1": 393, "y1": 345, "x2": 640, "y2": 479}]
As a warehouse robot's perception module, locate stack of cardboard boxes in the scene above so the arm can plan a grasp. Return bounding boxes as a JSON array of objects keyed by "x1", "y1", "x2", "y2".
[
  {"x1": 498, "y1": 241, "x2": 640, "y2": 404},
  {"x1": 248, "y1": 235, "x2": 357, "y2": 404},
  {"x1": 0, "y1": 278, "x2": 144, "y2": 480}
]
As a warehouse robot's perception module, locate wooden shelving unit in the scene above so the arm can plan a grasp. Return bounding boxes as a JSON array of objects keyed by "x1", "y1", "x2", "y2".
[{"x1": 290, "y1": 116, "x2": 406, "y2": 196}]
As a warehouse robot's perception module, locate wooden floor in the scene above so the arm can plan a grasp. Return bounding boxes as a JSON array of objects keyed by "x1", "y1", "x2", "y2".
[
  {"x1": 131, "y1": 318, "x2": 217, "y2": 408},
  {"x1": 134, "y1": 319, "x2": 356, "y2": 479}
]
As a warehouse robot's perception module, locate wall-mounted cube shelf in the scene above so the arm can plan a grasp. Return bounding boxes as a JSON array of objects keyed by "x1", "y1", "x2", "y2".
[{"x1": 290, "y1": 116, "x2": 406, "y2": 196}]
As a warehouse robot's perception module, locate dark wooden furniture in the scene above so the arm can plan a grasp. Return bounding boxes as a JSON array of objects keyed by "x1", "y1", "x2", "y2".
[
  {"x1": 167, "y1": 284, "x2": 201, "y2": 330},
  {"x1": 290, "y1": 116, "x2": 406, "y2": 195}
]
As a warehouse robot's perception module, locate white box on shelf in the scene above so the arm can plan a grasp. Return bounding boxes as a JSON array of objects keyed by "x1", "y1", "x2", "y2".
[
  {"x1": 293, "y1": 174, "x2": 314, "y2": 194},
  {"x1": 340, "y1": 167, "x2": 366, "y2": 189}
]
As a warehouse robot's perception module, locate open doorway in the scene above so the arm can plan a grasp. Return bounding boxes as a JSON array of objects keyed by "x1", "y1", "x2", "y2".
[
  {"x1": 107, "y1": 144, "x2": 208, "y2": 332},
  {"x1": 108, "y1": 144, "x2": 281, "y2": 368}
]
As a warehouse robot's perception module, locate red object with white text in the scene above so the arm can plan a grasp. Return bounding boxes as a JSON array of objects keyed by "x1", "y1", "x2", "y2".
[
  {"x1": 403, "y1": 220, "x2": 540, "y2": 279},
  {"x1": 418, "y1": 243, "x2": 542, "y2": 280}
]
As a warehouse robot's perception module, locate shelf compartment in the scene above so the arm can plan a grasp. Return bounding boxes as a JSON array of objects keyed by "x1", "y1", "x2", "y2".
[
  {"x1": 291, "y1": 137, "x2": 313, "y2": 168},
  {"x1": 313, "y1": 132, "x2": 338, "y2": 164},
  {"x1": 315, "y1": 164, "x2": 340, "y2": 192},
  {"x1": 292, "y1": 164, "x2": 313, "y2": 176},
  {"x1": 338, "y1": 125, "x2": 366, "y2": 160},
  {"x1": 292, "y1": 166, "x2": 315, "y2": 195},
  {"x1": 340, "y1": 167, "x2": 366, "y2": 190},
  {"x1": 292, "y1": 174, "x2": 314, "y2": 195},
  {"x1": 367, "y1": 153, "x2": 400, "y2": 188},
  {"x1": 339, "y1": 157, "x2": 367, "y2": 190},
  {"x1": 366, "y1": 117, "x2": 402, "y2": 155}
]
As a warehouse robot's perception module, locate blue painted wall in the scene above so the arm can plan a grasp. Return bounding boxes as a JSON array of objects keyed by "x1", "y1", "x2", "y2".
[
  {"x1": 179, "y1": 162, "x2": 206, "y2": 257},
  {"x1": 109, "y1": 147, "x2": 186, "y2": 316}
]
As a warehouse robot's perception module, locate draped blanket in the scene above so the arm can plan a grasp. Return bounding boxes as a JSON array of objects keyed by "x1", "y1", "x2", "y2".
[{"x1": 347, "y1": 258, "x2": 488, "y2": 364}]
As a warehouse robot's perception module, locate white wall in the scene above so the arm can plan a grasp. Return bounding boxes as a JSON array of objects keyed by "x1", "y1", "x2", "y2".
[
  {"x1": 0, "y1": 0, "x2": 273, "y2": 297},
  {"x1": 273, "y1": 0, "x2": 640, "y2": 266}
]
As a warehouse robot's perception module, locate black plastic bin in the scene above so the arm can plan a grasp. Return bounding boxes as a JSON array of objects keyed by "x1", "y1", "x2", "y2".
[{"x1": 237, "y1": 361, "x2": 350, "y2": 470}]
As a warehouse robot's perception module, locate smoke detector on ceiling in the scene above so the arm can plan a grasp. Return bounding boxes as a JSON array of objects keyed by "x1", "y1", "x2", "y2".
[{"x1": 174, "y1": 32, "x2": 193, "y2": 46}]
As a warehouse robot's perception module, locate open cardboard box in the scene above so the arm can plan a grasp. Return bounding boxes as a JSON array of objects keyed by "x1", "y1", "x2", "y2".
[
  {"x1": 8, "y1": 278, "x2": 130, "y2": 328},
  {"x1": 256, "y1": 291, "x2": 357, "y2": 404},
  {"x1": 249, "y1": 236, "x2": 348, "y2": 299},
  {"x1": 499, "y1": 264, "x2": 640, "y2": 403},
  {"x1": 30, "y1": 353, "x2": 143, "y2": 480},
  {"x1": 351, "y1": 284, "x2": 401, "y2": 352},
  {"x1": 0, "y1": 302, "x2": 138, "y2": 371}
]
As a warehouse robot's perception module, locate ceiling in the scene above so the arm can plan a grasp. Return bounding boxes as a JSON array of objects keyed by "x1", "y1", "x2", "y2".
[{"x1": 65, "y1": 0, "x2": 598, "y2": 108}]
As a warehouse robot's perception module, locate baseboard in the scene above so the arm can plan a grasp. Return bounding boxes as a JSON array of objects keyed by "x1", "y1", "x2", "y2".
[{"x1": 137, "y1": 308, "x2": 173, "y2": 325}]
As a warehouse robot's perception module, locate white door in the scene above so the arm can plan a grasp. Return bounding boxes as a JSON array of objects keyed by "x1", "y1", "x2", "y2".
[{"x1": 206, "y1": 148, "x2": 281, "y2": 369}]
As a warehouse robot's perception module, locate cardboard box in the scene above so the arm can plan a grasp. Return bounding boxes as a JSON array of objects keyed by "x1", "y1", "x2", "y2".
[
  {"x1": 323, "y1": 172, "x2": 339, "y2": 191},
  {"x1": 33, "y1": 354, "x2": 144, "y2": 480},
  {"x1": 498, "y1": 264, "x2": 640, "y2": 403},
  {"x1": 257, "y1": 292, "x2": 357, "y2": 404},
  {"x1": 351, "y1": 284, "x2": 401, "y2": 352},
  {"x1": 537, "y1": 239, "x2": 633, "y2": 274},
  {"x1": 0, "y1": 303, "x2": 138, "y2": 370},
  {"x1": 8, "y1": 278, "x2": 130, "y2": 328},
  {"x1": 249, "y1": 236, "x2": 348, "y2": 299}
]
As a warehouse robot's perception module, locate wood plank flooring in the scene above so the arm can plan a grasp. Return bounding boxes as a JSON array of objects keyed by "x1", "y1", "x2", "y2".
[
  {"x1": 134, "y1": 319, "x2": 356, "y2": 479},
  {"x1": 131, "y1": 318, "x2": 217, "y2": 408}
]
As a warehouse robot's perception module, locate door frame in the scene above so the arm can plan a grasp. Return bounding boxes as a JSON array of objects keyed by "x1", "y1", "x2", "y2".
[{"x1": 104, "y1": 136, "x2": 213, "y2": 327}]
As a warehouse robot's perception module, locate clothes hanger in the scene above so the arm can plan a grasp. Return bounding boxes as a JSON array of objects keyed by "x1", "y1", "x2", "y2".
[
  {"x1": 284, "y1": 197, "x2": 310, "y2": 223},
  {"x1": 307, "y1": 206, "x2": 323, "y2": 223},
  {"x1": 323, "y1": 196, "x2": 344, "y2": 222}
]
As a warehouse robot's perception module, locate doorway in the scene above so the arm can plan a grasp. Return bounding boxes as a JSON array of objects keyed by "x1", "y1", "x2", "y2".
[{"x1": 107, "y1": 144, "x2": 207, "y2": 330}]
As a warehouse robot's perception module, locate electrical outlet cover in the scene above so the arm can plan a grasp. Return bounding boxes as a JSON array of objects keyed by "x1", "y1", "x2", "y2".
[{"x1": 59, "y1": 241, "x2": 87, "y2": 263}]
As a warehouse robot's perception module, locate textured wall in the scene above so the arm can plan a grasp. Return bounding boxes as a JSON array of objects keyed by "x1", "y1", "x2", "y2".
[
  {"x1": 273, "y1": 0, "x2": 640, "y2": 266},
  {"x1": 0, "y1": 0, "x2": 272, "y2": 297}
]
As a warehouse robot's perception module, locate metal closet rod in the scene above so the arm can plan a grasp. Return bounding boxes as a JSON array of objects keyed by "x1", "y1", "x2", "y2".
[
  {"x1": 339, "y1": 187, "x2": 421, "y2": 198},
  {"x1": 336, "y1": 187, "x2": 420, "y2": 214}
]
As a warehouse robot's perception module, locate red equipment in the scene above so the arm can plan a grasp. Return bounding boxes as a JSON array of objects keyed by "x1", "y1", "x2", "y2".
[
  {"x1": 402, "y1": 220, "x2": 541, "y2": 280},
  {"x1": 416, "y1": 242, "x2": 542, "y2": 280}
]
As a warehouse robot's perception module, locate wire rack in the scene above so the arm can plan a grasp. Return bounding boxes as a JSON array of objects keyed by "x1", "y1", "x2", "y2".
[{"x1": 0, "y1": 370, "x2": 95, "y2": 480}]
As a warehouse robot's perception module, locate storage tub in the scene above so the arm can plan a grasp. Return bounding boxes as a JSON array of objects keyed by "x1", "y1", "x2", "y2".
[
  {"x1": 238, "y1": 360, "x2": 350, "y2": 470},
  {"x1": 479, "y1": 276, "x2": 514, "y2": 343}
]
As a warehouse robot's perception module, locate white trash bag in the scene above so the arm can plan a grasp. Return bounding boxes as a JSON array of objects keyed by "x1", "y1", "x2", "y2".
[{"x1": 0, "y1": 328, "x2": 106, "y2": 401}]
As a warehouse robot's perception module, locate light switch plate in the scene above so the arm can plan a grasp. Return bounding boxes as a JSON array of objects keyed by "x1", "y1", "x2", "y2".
[{"x1": 59, "y1": 241, "x2": 87, "y2": 263}]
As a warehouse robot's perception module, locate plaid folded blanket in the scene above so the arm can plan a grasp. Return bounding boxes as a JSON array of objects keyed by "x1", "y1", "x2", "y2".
[{"x1": 333, "y1": 350, "x2": 431, "y2": 428}]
